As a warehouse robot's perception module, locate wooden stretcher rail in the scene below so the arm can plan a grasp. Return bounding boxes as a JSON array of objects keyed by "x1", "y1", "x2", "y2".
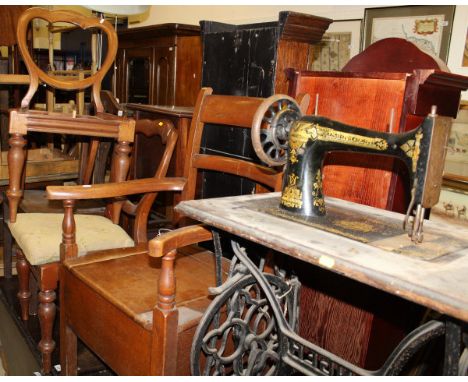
[{"x1": 0, "y1": 74, "x2": 30, "y2": 85}]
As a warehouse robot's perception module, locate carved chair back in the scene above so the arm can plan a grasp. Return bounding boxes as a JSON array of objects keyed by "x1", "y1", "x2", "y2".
[
  {"x1": 17, "y1": 7, "x2": 117, "y2": 112},
  {"x1": 122, "y1": 119, "x2": 178, "y2": 243},
  {"x1": 7, "y1": 7, "x2": 135, "y2": 224}
]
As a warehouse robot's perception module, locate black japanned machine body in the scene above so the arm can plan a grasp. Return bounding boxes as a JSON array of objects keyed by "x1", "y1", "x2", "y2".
[{"x1": 280, "y1": 111, "x2": 451, "y2": 242}]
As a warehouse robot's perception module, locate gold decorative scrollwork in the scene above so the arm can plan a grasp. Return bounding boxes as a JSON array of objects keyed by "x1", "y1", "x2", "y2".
[
  {"x1": 281, "y1": 172, "x2": 303, "y2": 208},
  {"x1": 312, "y1": 169, "x2": 325, "y2": 213},
  {"x1": 400, "y1": 139, "x2": 416, "y2": 158},
  {"x1": 399, "y1": 129, "x2": 423, "y2": 172},
  {"x1": 288, "y1": 121, "x2": 388, "y2": 160},
  {"x1": 412, "y1": 130, "x2": 423, "y2": 172}
]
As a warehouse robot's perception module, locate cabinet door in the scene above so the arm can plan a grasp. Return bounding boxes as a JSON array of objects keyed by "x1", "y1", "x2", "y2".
[
  {"x1": 153, "y1": 46, "x2": 176, "y2": 106},
  {"x1": 124, "y1": 47, "x2": 153, "y2": 104},
  {"x1": 200, "y1": 27, "x2": 278, "y2": 199}
]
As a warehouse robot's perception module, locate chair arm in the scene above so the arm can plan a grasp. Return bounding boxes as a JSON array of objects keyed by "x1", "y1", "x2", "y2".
[
  {"x1": 150, "y1": 224, "x2": 214, "y2": 315},
  {"x1": 46, "y1": 177, "x2": 186, "y2": 200},
  {"x1": 149, "y1": 224, "x2": 213, "y2": 258}
]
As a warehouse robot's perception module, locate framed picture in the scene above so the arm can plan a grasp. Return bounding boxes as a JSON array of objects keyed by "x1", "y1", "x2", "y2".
[
  {"x1": 446, "y1": 6, "x2": 468, "y2": 100},
  {"x1": 431, "y1": 102, "x2": 468, "y2": 226},
  {"x1": 443, "y1": 103, "x2": 468, "y2": 191},
  {"x1": 362, "y1": 5, "x2": 456, "y2": 62},
  {"x1": 431, "y1": 186, "x2": 468, "y2": 226},
  {"x1": 309, "y1": 19, "x2": 362, "y2": 71}
]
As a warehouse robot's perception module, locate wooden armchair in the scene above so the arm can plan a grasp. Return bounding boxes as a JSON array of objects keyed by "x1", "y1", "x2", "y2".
[
  {"x1": 3, "y1": 8, "x2": 179, "y2": 375},
  {"x1": 9, "y1": 118, "x2": 178, "y2": 375},
  {"x1": 55, "y1": 87, "x2": 286, "y2": 375}
]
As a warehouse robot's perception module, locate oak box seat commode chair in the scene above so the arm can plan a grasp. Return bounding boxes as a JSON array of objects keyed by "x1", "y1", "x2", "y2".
[{"x1": 54, "y1": 87, "x2": 288, "y2": 375}]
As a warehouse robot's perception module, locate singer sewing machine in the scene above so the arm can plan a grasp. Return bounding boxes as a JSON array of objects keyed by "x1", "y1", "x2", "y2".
[
  {"x1": 250, "y1": 95, "x2": 451, "y2": 243},
  {"x1": 176, "y1": 93, "x2": 468, "y2": 376}
]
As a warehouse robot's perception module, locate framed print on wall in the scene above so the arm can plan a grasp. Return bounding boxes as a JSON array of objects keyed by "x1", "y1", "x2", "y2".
[
  {"x1": 443, "y1": 104, "x2": 468, "y2": 189},
  {"x1": 309, "y1": 19, "x2": 362, "y2": 71},
  {"x1": 431, "y1": 103, "x2": 468, "y2": 226},
  {"x1": 362, "y1": 5, "x2": 456, "y2": 62}
]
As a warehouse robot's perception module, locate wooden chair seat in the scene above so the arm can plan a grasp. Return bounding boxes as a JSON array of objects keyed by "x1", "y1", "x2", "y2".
[
  {"x1": 20, "y1": 189, "x2": 105, "y2": 215},
  {"x1": 8, "y1": 213, "x2": 134, "y2": 266},
  {"x1": 62, "y1": 246, "x2": 229, "y2": 375}
]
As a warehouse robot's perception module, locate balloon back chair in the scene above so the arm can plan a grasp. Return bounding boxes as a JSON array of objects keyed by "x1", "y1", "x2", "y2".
[
  {"x1": 5, "y1": 7, "x2": 180, "y2": 374},
  {"x1": 55, "y1": 87, "x2": 288, "y2": 375}
]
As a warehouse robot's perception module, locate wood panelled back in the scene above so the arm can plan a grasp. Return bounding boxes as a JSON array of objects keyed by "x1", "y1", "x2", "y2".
[
  {"x1": 295, "y1": 75, "x2": 407, "y2": 209},
  {"x1": 273, "y1": 40, "x2": 309, "y2": 95},
  {"x1": 154, "y1": 46, "x2": 174, "y2": 105},
  {"x1": 175, "y1": 36, "x2": 202, "y2": 106},
  {"x1": 116, "y1": 24, "x2": 202, "y2": 107}
]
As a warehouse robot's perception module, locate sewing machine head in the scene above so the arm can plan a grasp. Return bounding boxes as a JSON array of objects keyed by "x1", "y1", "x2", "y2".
[{"x1": 251, "y1": 96, "x2": 452, "y2": 243}]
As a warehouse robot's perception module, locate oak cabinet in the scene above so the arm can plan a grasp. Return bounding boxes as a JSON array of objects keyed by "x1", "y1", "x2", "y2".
[{"x1": 115, "y1": 24, "x2": 202, "y2": 107}]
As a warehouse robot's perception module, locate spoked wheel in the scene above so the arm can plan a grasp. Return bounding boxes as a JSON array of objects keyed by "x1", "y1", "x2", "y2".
[
  {"x1": 251, "y1": 94, "x2": 303, "y2": 167},
  {"x1": 191, "y1": 273, "x2": 295, "y2": 376}
]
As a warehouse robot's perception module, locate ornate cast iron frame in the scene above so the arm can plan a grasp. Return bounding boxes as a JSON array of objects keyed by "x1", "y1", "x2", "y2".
[{"x1": 191, "y1": 230, "x2": 468, "y2": 376}]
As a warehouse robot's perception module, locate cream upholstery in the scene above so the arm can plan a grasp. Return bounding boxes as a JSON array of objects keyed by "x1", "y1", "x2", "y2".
[{"x1": 8, "y1": 213, "x2": 134, "y2": 266}]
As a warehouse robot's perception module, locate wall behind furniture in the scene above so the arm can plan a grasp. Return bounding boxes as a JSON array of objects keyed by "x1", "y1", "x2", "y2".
[
  {"x1": 128, "y1": 5, "x2": 369, "y2": 26},
  {"x1": 129, "y1": 5, "x2": 468, "y2": 98}
]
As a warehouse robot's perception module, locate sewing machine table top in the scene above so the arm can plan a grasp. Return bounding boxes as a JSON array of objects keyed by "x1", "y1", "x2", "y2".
[{"x1": 176, "y1": 192, "x2": 468, "y2": 323}]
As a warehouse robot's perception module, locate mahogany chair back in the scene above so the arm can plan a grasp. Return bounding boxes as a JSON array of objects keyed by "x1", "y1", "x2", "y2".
[
  {"x1": 7, "y1": 7, "x2": 135, "y2": 224},
  {"x1": 16, "y1": 7, "x2": 117, "y2": 112},
  {"x1": 122, "y1": 119, "x2": 178, "y2": 243},
  {"x1": 176, "y1": 87, "x2": 284, "y2": 224}
]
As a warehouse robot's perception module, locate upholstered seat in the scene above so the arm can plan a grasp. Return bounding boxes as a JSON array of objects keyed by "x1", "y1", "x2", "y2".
[{"x1": 8, "y1": 213, "x2": 134, "y2": 266}]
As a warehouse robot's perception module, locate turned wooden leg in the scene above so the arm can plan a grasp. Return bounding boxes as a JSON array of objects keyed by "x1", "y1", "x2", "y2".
[
  {"x1": 38, "y1": 288, "x2": 56, "y2": 375},
  {"x1": 151, "y1": 249, "x2": 179, "y2": 375},
  {"x1": 16, "y1": 250, "x2": 31, "y2": 321},
  {"x1": 38, "y1": 265, "x2": 58, "y2": 375},
  {"x1": 7, "y1": 133, "x2": 26, "y2": 223},
  {"x1": 109, "y1": 141, "x2": 131, "y2": 223}
]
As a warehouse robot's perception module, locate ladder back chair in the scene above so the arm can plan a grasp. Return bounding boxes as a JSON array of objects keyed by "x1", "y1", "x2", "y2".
[{"x1": 55, "y1": 87, "x2": 286, "y2": 375}]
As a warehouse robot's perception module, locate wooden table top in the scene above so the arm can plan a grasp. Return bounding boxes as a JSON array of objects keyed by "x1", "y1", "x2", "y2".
[
  {"x1": 176, "y1": 192, "x2": 468, "y2": 323},
  {"x1": 125, "y1": 103, "x2": 194, "y2": 118}
]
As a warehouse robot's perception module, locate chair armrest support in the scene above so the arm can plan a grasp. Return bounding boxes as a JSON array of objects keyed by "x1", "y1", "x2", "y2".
[
  {"x1": 149, "y1": 224, "x2": 213, "y2": 258},
  {"x1": 46, "y1": 177, "x2": 186, "y2": 200},
  {"x1": 150, "y1": 224, "x2": 214, "y2": 319}
]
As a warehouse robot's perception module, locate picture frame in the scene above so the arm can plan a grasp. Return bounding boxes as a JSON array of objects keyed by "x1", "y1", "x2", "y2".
[
  {"x1": 309, "y1": 19, "x2": 362, "y2": 71},
  {"x1": 433, "y1": 100, "x2": 468, "y2": 225},
  {"x1": 446, "y1": 6, "x2": 468, "y2": 100},
  {"x1": 443, "y1": 102, "x2": 468, "y2": 192},
  {"x1": 362, "y1": 5, "x2": 456, "y2": 62},
  {"x1": 326, "y1": 19, "x2": 362, "y2": 59}
]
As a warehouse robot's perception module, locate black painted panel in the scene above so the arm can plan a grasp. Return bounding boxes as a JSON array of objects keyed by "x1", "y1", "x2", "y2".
[{"x1": 200, "y1": 21, "x2": 280, "y2": 198}]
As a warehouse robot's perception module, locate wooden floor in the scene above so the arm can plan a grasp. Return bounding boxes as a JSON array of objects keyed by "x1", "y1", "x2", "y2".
[
  {"x1": 0, "y1": 281, "x2": 40, "y2": 375},
  {"x1": 0, "y1": 275, "x2": 115, "y2": 376}
]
